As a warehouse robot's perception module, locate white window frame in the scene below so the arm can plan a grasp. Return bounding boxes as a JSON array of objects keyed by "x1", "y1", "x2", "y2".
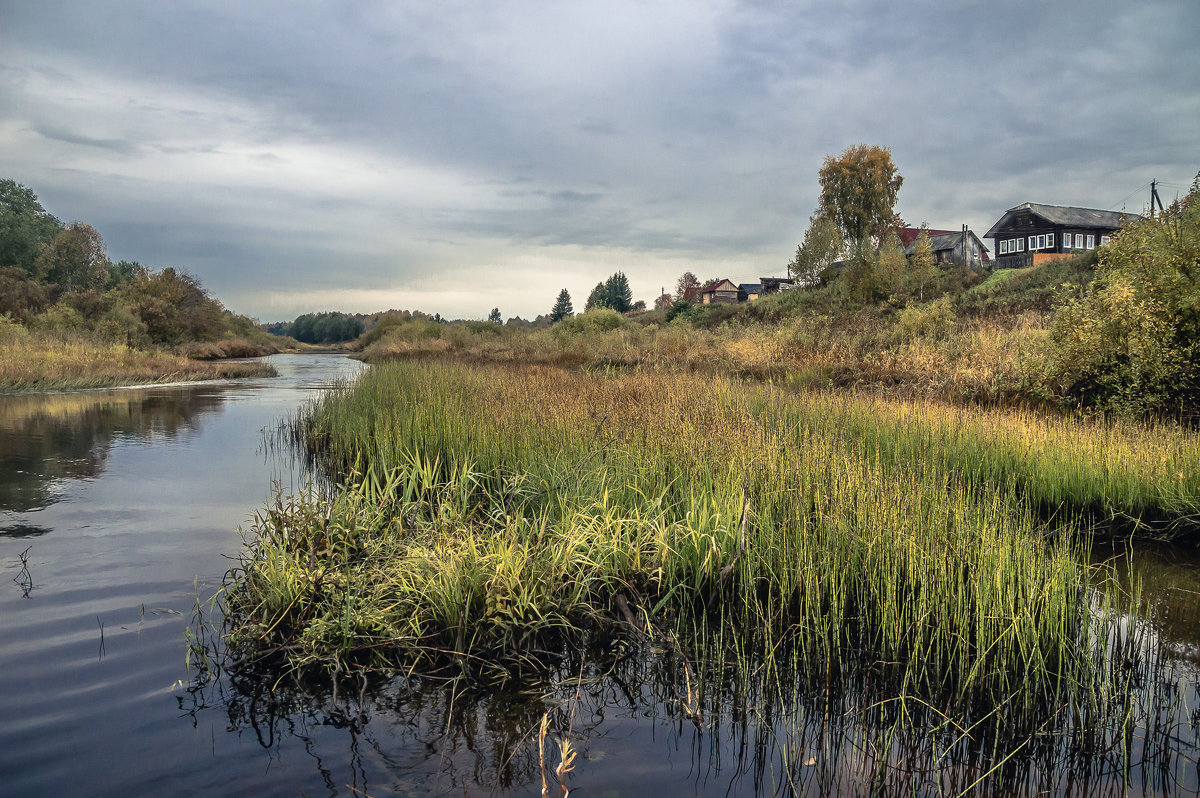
[
  {"x1": 1017, "y1": 238, "x2": 1024, "y2": 252},
  {"x1": 1086, "y1": 234, "x2": 1095, "y2": 249},
  {"x1": 1074, "y1": 233, "x2": 1083, "y2": 249},
  {"x1": 1000, "y1": 240, "x2": 1008, "y2": 254},
  {"x1": 1100, "y1": 235, "x2": 1111, "y2": 246},
  {"x1": 1063, "y1": 232, "x2": 1072, "y2": 249}
]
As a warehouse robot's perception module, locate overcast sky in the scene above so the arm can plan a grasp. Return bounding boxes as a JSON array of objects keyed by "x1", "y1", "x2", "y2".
[{"x1": 2, "y1": 1, "x2": 1197, "y2": 321}]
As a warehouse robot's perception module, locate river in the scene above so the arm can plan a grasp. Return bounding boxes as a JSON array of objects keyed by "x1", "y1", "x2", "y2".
[{"x1": 1, "y1": 353, "x2": 1198, "y2": 796}]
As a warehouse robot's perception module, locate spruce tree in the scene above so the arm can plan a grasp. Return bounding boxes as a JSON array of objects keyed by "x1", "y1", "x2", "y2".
[
  {"x1": 604, "y1": 271, "x2": 633, "y2": 312},
  {"x1": 549, "y1": 288, "x2": 574, "y2": 322},
  {"x1": 585, "y1": 281, "x2": 607, "y2": 311}
]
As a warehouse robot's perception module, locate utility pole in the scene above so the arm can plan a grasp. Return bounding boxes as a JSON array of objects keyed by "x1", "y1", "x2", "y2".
[{"x1": 1150, "y1": 179, "x2": 1165, "y2": 218}]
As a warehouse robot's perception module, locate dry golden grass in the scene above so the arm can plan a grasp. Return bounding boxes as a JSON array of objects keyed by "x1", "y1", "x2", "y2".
[
  {"x1": 360, "y1": 309, "x2": 1052, "y2": 408},
  {"x1": 0, "y1": 334, "x2": 275, "y2": 392}
]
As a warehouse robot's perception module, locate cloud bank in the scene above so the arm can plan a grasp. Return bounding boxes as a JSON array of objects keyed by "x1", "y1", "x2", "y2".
[{"x1": 1, "y1": 0, "x2": 1196, "y2": 320}]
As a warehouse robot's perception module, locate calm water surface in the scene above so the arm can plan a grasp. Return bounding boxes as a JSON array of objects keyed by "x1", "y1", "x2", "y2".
[
  {"x1": 2, "y1": 354, "x2": 1199, "y2": 796},
  {"x1": 0, "y1": 355, "x2": 366, "y2": 796}
]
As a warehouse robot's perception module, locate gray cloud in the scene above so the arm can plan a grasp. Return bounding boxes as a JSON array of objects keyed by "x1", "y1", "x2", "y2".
[{"x1": 0, "y1": 0, "x2": 1196, "y2": 320}]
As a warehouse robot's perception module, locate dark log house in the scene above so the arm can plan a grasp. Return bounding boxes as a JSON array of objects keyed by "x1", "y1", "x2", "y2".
[{"x1": 985, "y1": 203, "x2": 1139, "y2": 269}]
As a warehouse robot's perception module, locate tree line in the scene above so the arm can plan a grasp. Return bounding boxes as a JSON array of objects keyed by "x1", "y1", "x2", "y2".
[
  {"x1": 285, "y1": 312, "x2": 365, "y2": 344},
  {"x1": 0, "y1": 178, "x2": 261, "y2": 348}
]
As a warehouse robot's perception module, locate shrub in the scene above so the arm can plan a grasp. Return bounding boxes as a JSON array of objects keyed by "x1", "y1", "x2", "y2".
[
  {"x1": 894, "y1": 296, "x2": 955, "y2": 343},
  {"x1": 0, "y1": 313, "x2": 31, "y2": 343},
  {"x1": 552, "y1": 308, "x2": 624, "y2": 339},
  {"x1": 1044, "y1": 177, "x2": 1200, "y2": 416}
]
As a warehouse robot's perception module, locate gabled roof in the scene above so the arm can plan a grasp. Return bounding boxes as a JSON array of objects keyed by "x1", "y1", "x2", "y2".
[
  {"x1": 701, "y1": 279, "x2": 738, "y2": 293},
  {"x1": 903, "y1": 230, "x2": 988, "y2": 257},
  {"x1": 986, "y1": 203, "x2": 1140, "y2": 238},
  {"x1": 738, "y1": 283, "x2": 762, "y2": 294}
]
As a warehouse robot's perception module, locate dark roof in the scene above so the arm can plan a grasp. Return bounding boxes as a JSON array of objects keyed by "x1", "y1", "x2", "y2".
[
  {"x1": 986, "y1": 203, "x2": 1140, "y2": 238},
  {"x1": 903, "y1": 230, "x2": 989, "y2": 257},
  {"x1": 738, "y1": 283, "x2": 762, "y2": 293}
]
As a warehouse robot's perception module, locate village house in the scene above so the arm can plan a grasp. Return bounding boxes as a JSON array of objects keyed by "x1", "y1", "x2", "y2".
[
  {"x1": 738, "y1": 283, "x2": 762, "y2": 302},
  {"x1": 759, "y1": 276, "x2": 796, "y2": 294},
  {"x1": 985, "y1": 203, "x2": 1139, "y2": 269},
  {"x1": 700, "y1": 277, "x2": 794, "y2": 304},
  {"x1": 700, "y1": 279, "x2": 740, "y2": 304},
  {"x1": 899, "y1": 226, "x2": 989, "y2": 268}
]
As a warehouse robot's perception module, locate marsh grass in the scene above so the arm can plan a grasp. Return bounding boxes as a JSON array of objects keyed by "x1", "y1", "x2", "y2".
[
  {"x1": 0, "y1": 331, "x2": 275, "y2": 392},
  {"x1": 357, "y1": 306, "x2": 1047, "y2": 405},
  {"x1": 220, "y1": 359, "x2": 1200, "y2": 745}
]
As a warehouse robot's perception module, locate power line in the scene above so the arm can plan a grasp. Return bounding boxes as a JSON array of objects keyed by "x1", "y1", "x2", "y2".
[{"x1": 1107, "y1": 181, "x2": 1151, "y2": 211}]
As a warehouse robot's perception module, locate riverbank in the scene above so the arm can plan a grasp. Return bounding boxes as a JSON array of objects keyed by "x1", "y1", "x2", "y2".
[{"x1": 0, "y1": 334, "x2": 276, "y2": 392}]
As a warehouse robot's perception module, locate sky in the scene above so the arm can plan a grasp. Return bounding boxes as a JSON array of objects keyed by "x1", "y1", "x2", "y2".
[{"x1": 2, "y1": 1, "x2": 1197, "y2": 322}]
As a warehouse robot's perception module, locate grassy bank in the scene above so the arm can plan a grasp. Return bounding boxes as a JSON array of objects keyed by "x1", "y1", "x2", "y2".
[
  {"x1": 356, "y1": 308, "x2": 1047, "y2": 404},
  {"x1": 0, "y1": 332, "x2": 275, "y2": 392},
  {"x1": 353, "y1": 258, "x2": 1101, "y2": 409},
  {"x1": 222, "y1": 360, "x2": 1188, "y2": 735}
]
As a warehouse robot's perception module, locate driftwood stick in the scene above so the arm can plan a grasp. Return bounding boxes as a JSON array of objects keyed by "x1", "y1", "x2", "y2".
[{"x1": 614, "y1": 593, "x2": 648, "y2": 643}]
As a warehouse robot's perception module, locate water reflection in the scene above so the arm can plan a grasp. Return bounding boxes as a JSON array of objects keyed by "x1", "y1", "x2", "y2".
[
  {"x1": 0, "y1": 387, "x2": 230, "y2": 514},
  {"x1": 1096, "y1": 542, "x2": 1200, "y2": 672},
  {"x1": 183, "y1": 614, "x2": 1200, "y2": 797}
]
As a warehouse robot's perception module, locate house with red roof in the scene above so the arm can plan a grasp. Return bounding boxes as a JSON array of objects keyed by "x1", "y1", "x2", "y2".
[{"x1": 700, "y1": 279, "x2": 740, "y2": 304}]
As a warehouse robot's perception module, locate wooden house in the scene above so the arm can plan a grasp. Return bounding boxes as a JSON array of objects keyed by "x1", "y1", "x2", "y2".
[
  {"x1": 700, "y1": 279, "x2": 740, "y2": 304},
  {"x1": 902, "y1": 226, "x2": 989, "y2": 268},
  {"x1": 759, "y1": 276, "x2": 796, "y2": 294},
  {"x1": 738, "y1": 283, "x2": 762, "y2": 302},
  {"x1": 985, "y1": 203, "x2": 1139, "y2": 269}
]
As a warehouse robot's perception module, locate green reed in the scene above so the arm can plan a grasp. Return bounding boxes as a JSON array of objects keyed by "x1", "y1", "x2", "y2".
[{"x1": 219, "y1": 358, "x2": 1191, "y2": 735}]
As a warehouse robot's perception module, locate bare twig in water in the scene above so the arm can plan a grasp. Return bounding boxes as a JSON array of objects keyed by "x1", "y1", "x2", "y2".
[{"x1": 13, "y1": 545, "x2": 33, "y2": 598}]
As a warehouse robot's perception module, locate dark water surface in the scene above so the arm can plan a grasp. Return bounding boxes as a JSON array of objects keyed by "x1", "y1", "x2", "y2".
[
  {"x1": 0, "y1": 355, "x2": 365, "y2": 797},
  {"x1": 2, "y1": 354, "x2": 1200, "y2": 797}
]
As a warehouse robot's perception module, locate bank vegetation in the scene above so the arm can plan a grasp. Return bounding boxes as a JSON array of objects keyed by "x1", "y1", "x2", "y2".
[{"x1": 1, "y1": 178, "x2": 286, "y2": 391}]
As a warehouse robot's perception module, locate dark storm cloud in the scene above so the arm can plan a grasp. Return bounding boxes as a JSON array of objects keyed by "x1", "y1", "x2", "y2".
[{"x1": 0, "y1": 0, "x2": 1196, "y2": 319}]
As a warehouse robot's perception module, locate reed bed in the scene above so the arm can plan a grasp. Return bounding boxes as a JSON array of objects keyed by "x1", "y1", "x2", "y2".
[{"x1": 222, "y1": 360, "x2": 1180, "y2": 728}]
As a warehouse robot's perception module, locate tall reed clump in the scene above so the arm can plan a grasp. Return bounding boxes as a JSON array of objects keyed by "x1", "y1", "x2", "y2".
[
  {"x1": 780, "y1": 390, "x2": 1200, "y2": 534},
  {"x1": 223, "y1": 360, "x2": 1166, "y2": 728}
]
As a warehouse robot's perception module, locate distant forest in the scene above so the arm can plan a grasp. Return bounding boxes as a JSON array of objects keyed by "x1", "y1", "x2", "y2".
[{"x1": 272, "y1": 312, "x2": 364, "y2": 344}]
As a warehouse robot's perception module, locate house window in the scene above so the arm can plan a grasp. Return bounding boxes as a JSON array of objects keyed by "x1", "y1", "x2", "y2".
[
  {"x1": 1063, "y1": 232, "x2": 1072, "y2": 249},
  {"x1": 1000, "y1": 240, "x2": 1008, "y2": 254},
  {"x1": 1101, "y1": 235, "x2": 1111, "y2": 245},
  {"x1": 1039, "y1": 234, "x2": 1047, "y2": 249},
  {"x1": 1086, "y1": 234, "x2": 1095, "y2": 249},
  {"x1": 1017, "y1": 238, "x2": 1024, "y2": 252},
  {"x1": 1074, "y1": 234, "x2": 1083, "y2": 249}
]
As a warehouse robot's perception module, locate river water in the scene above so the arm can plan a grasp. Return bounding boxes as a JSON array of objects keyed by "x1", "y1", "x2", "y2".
[{"x1": 1, "y1": 354, "x2": 1198, "y2": 797}]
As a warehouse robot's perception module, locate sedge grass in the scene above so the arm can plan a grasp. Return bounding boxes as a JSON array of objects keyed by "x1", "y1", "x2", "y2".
[{"x1": 221, "y1": 360, "x2": 1181, "y2": 730}]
